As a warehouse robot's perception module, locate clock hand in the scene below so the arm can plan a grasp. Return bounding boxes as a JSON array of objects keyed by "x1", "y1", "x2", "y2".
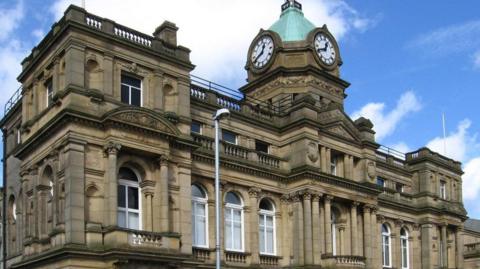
[
  {"x1": 253, "y1": 44, "x2": 266, "y2": 63},
  {"x1": 318, "y1": 42, "x2": 328, "y2": 52}
]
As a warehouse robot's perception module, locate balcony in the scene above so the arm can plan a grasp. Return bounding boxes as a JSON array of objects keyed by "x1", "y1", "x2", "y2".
[
  {"x1": 465, "y1": 243, "x2": 480, "y2": 258},
  {"x1": 322, "y1": 254, "x2": 366, "y2": 268}
]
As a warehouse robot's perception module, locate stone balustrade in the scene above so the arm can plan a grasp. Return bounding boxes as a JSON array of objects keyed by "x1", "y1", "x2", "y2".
[
  {"x1": 259, "y1": 255, "x2": 280, "y2": 266},
  {"x1": 225, "y1": 251, "x2": 248, "y2": 263},
  {"x1": 192, "y1": 247, "x2": 211, "y2": 261},
  {"x1": 322, "y1": 254, "x2": 366, "y2": 268}
]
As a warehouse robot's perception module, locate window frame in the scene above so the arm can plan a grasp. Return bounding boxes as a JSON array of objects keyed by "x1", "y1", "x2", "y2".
[
  {"x1": 382, "y1": 224, "x2": 392, "y2": 268},
  {"x1": 120, "y1": 73, "x2": 143, "y2": 107},
  {"x1": 191, "y1": 120, "x2": 202, "y2": 135},
  {"x1": 224, "y1": 192, "x2": 244, "y2": 252},
  {"x1": 117, "y1": 168, "x2": 142, "y2": 230},
  {"x1": 258, "y1": 200, "x2": 276, "y2": 255},
  {"x1": 222, "y1": 130, "x2": 238, "y2": 145},
  {"x1": 440, "y1": 181, "x2": 447, "y2": 199},
  {"x1": 255, "y1": 140, "x2": 270, "y2": 154},
  {"x1": 46, "y1": 78, "x2": 53, "y2": 107},
  {"x1": 400, "y1": 228, "x2": 409, "y2": 269},
  {"x1": 377, "y1": 177, "x2": 386, "y2": 188},
  {"x1": 330, "y1": 157, "x2": 337, "y2": 176},
  {"x1": 191, "y1": 184, "x2": 209, "y2": 248}
]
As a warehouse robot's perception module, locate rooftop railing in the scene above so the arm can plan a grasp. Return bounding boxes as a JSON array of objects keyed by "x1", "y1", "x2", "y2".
[{"x1": 4, "y1": 86, "x2": 22, "y2": 115}]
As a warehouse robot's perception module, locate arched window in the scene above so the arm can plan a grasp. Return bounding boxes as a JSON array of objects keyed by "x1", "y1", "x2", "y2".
[
  {"x1": 400, "y1": 228, "x2": 409, "y2": 269},
  {"x1": 225, "y1": 192, "x2": 244, "y2": 251},
  {"x1": 191, "y1": 184, "x2": 208, "y2": 247},
  {"x1": 382, "y1": 224, "x2": 392, "y2": 267},
  {"x1": 259, "y1": 199, "x2": 275, "y2": 255},
  {"x1": 117, "y1": 167, "x2": 141, "y2": 230}
]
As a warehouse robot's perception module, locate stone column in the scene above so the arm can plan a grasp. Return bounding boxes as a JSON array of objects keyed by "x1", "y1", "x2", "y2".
[
  {"x1": 312, "y1": 194, "x2": 321, "y2": 265},
  {"x1": 280, "y1": 195, "x2": 291, "y2": 266},
  {"x1": 339, "y1": 225, "x2": 345, "y2": 255},
  {"x1": 456, "y1": 227, "x2": 464, "y2": 269},
  {"x1": 64, "y1": 139, "x2": 86, "y2": 244},
  {"x1": 370, "y1": 207, "x2": 378, "y2": 268},
  {"x1": 140, "y1": 183, "x2": 155, "y2": 231},
  {"x1": 303, "y1": 192, "x2": 313, "y2": 265},
  {"x1": 326, "y1": 149, "x2": 331, "y2": 174},
  {"x1": 178, "y1": 164, "x2": 192, "y2": 254},
  {"x1": 441, "y1": 224, "x2": 448, "y2": 267},
  {"x1": 159, "y1": 155, "x2": 169, "y2": 232},
  {"x1": 343, "y1": 154, "x2": 350, "y2": 179},
  {"x1": 363, "y1": 205, "x2": 371, "y2": 268},
  {"x1": 393, "y1": 220, "x2": 403, "y2": 269},
  {"x1": 421, "y1": 224, "x2": 433, "y2": 269},
  {"x1": 104, "y1": 142, "x2": 121, "y2": 227},
  {"x1": 103, "y1": 52, "x2": 114, "y2": 96},
  {"x1": 320, "y1": 146, "x2": 327, "y2": 173},
  {"x1": 292, "y1": 194, "x2": 304, "y2": 265},
  {"x1": 248, "y1": 188, "x2": 261, "y2": 264},
  {"x1": 324, "y1": 195, "x2": 333, "y2": 255},
  {"x1": 351, "y1": 202, "x2": 358, "y2": 256}
]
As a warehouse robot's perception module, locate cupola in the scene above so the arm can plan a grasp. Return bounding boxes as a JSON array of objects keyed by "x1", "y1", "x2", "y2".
[{"x1": 269, "y1": 0, "x2": 316, "y2": 42}]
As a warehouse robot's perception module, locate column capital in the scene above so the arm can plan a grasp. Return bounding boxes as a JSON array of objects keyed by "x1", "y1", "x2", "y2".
[
  {"x1": 248, "y1": 187, "x2": 261, "y2": 198},
  {"x1": 377, "y1": 214, "x2": 385, "y2": 223},
  {"x1": 394, "y1": 219, "x2": 404, "y2": 227},
  {"x1": 351, "y1": 201, "x2": 360, "y2": 208},
  {"x1": 324, "y1": 195, "x2": 333, "y2": 203},
  {"x1": 412, "y1": 223, "x2": 420, "y2": 231},
  {"x1": 301, "y1": 191, "x2": 312, "y2": 201},
  {"x1": 363, "y1": 204, "x2": 372, "y2": 213},
  {"x1": 158, "y1": 155, "x2": 169, "y2": 166},
  {"x1": 104, "y1": 142, "x2": 121, "y2": 156},
  {"x1": 312, "y1": 193, "x2": 322, "y2": 202},
  {"x1": 280, "y1": 194, "x2": 290, "y2": 204},
  {"x1": 290, "y1": 192, "x2": 301, "y2": 203}
]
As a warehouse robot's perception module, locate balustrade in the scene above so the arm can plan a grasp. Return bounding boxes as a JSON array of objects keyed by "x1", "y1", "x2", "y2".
[
  {"x1": 128, "y1": 230, "x2": 163, "y2": 248},
  {"x1": 260, "y1": 255, "x2": 280, "y2": 266},
  {"x1": 223, "y1": 142, "x2": 248, "y2": 159},
  {"x1": 192, "y1": 247, "x2": 211, "y2": 261},
  {"x1": 225, "y1": 251, "x2": 248, "y2": 263}
]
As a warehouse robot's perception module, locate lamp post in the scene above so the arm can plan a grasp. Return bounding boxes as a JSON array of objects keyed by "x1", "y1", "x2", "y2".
[{"x1": 213, "y1": 108, "x2": 230, "y2": 269}]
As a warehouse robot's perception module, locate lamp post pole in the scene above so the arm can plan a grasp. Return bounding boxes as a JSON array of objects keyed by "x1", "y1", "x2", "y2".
[{"x1": 213, "y1": 108, "x2": 230, "y2": 269}]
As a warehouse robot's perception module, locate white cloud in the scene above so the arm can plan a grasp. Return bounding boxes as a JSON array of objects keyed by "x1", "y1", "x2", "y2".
[
  {"x1": 463, "y1": 157, "x2": 480, "y2": 201},
  {"x1": 0, "y1": 40, "x2": 26, "y2": 114},
  {"x1": 351, "y1": 91, "x2": 422, "y2": 141},
  {"x1": 474, "y1": 50, "x2": 480, "y2": 70},
  {"x1": 0, "y1": 1, "x2": 24, "y2": 41},
  {"x1": 32, "y1": 29, "x2": 45, "y2": 42},
  {"x1": 408, "y1": 20, "x2": 480, "y2": 56},
  {"x1": 388, "y1": 141, "x2": 411, "y2": 154},
  {"x1": 50, "y1": 0, "x2": 374, "y2": 87},
  {"x1": 425, "y1": 119, "x2": 478, "y2": 162}
]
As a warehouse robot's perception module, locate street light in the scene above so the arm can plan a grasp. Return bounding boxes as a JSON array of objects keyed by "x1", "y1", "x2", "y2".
[{"x1": 213, "y1": 108, "x2": 230, "y2": 269}]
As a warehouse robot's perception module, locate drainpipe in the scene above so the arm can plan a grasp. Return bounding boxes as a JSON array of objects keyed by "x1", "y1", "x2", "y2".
[{"x1": 2, "y1": 128, "x2": 7, "y2": 269}]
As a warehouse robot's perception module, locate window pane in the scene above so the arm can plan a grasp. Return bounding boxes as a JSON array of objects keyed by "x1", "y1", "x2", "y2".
[
  {"x1": 118, "y1": 185, "x2": 126, "y2": 208},
  {"x1": 266, "y1": 215, "x2": 273, "y2": 227},
  {"x1": 192, "y1": 185, "x2": 205, "y2": 198},
  {"x1": 122, "y1": 75, "x2": 141, "y2": 88},
  {"x1": 225, "y1": 218, "x2": 232, "y2": 249},
  {"x1": 131, "y1": 88, "x2": 141, "y2": 106},
  {"x1": 121, "y1": 85, "x2": 130, "y2": 104},
  {"x1": 259, "y1": 228, "x2": 265, "y2": 252},
  {"x1": 195, "y1": 215, "x2": 206, "y2": 245},
  {"x1": 128, "y1": 187, "x2": 139, "y2": 209},
  {"x1": 259, "y1": 199, "x2": 273, "y2": 211},
  {"x1": 234, "y1": 221, "x2": 242, "y2": 250},
  {"x1": 128, "y1": 212, "x2": 139, "y2": 230},
  {"x1": 222, "y1": 130, "x2": 237, "y2": 144},
  {"x1": 191, "y1": 121, "x2": 202, "y2": 134},
  {"x1": 255, "y1": 140, "x2": 269, "y2": 153},
  {"x1": 226, "y1": 192, "x2": 241, "y2": 205},
  {"x1": 267, "y1": 228, "x2": 274, "y2": 253},
  {"x1": 233, "y1": 209, "x2": 241, "y2": 222},
  {"x1": 119, "y1": 167, "x2": 138, "y2": 181},
  {"x1": 118, "y1": 210, "x2": 126, "y2": 228}
]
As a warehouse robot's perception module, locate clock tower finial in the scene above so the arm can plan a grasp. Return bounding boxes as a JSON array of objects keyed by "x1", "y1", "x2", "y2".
[{"x1": 282, "y1": 0, "x2": 302, "y2": 12}]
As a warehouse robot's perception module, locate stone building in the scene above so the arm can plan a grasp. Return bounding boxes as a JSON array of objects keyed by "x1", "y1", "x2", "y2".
[{"x1": 0, "y1": 1, "x2": 477, "y2": 269}]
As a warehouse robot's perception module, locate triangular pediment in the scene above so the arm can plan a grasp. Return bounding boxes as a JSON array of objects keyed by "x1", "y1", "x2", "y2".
[{"x1": 318, "y1": 107, "x2": 361, "y2": 142}]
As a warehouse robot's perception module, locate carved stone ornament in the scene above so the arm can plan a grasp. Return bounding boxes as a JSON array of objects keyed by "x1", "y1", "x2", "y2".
[
  {"x1": 105, "y1": 108, "x2": 179, "y2": 136},
  {"x1": 326, "y1": 126, "x2": 354, "y2": 141},
  {"x1": 248, "y1": 187, "x2": 262, "y2": 198},
  {"x1": 104, "y1": 142, "x2": 121, "y2": 156},
  {"x1": 367, "y1": 161, "x2": 376, "y2": 180},
  {"x1": 307, "y1": 142, "x2": 319, "y2": 163}
]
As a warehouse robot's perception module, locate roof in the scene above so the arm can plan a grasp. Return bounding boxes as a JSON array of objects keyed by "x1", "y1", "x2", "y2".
[
  {"x1": 269, "y1": 3, "x2": 316, "y2": 42},
  {"x1": 465, "y1": 219, "x2": 480, "y2": 233}
]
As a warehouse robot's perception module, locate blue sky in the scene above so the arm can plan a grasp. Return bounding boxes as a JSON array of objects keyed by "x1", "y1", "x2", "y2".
[{"x1": 1, "y1": 0, "x2": 479, "y2": 218}]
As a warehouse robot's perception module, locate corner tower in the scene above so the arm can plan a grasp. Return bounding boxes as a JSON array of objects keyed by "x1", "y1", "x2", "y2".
[{"x1": 241, "y1": 0, "x2": 349, "y2": 108}]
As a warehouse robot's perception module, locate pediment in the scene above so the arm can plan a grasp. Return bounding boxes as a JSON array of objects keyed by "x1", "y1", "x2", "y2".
[
  {"x1": 318, "y1": 108, "x2": 361, "y2": 142},
  {"x1": 102, "y1": 107, "x2": 180, "y2": 136}
]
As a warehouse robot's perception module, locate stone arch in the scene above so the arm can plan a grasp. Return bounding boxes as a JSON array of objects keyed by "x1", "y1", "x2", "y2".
[
  {"x1": 85, "y1": 57, "x2": 102, "y2": 90},
  {"x1": 117, "y1": 155, "x2": 153, "y2": 183},
  {"x1": 86, "y1": 184, "x2": 102, "y2": 224},
  {"x1": 223, "y1": 186, "x2": 249, "y2": 207},
  {"x1": 163, "y1": 83, "x2": 177, "y2": 113}
]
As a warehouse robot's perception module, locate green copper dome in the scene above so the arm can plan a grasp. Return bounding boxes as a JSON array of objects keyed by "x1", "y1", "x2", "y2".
[{"x1": 269, "y1": 1, "x2": 316, "y2": 42}]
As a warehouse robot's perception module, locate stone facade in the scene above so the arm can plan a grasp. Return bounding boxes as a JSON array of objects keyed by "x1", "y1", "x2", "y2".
[{"x1": 0, "y1": 3, "x2": 477, "y2": 269}]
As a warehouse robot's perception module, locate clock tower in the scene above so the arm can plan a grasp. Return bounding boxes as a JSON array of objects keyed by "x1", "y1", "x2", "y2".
[{"x1": 240, "y1": 0, "x2": 350, "y2": 108}]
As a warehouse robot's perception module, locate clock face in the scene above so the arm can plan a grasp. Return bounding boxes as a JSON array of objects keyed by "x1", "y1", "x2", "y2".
[
  {"x1": 251, "y1": 35, "x2": 274, "y2": 69},
  {"x1": 314, "y1": 33, "x2": 336, "y2": 65}
]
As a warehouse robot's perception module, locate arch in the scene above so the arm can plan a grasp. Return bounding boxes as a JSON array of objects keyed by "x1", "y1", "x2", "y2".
[
  {"x1": 382, "y1": 223, "x2": 392, "y2": 267},
  {"x1": 163, "y1": 83, "x2": 177, "y2": 113},
  {"x1": 117, "y1": 155, "x2": 151, "y2": 182},
  {"x1": 224, "y1": 191, "x2": 245, "y2": 251},
  {"x1": 191, "y1": 183, "x2": 209, "y2": 247},
  {"x1": 8, "y1": 195, "x2": 16, "y2": 223},
  {"x1": 86, "y1": 184, "x2": 102, "y2": 223},
  {"x1": 117, "y1": 166, "x2": 142, "y2": 230},
  {"x1": 259, "y1": 198, "x2": 276, "y2": 255},
  {"x1": 85, "y1": 58, "x2": 102, "y2": 90},
  {"x1": 400, "y1": 227, "x2": 410, "y2": 269},
  {"x1": 40, "y1": 165, "x2": 54, "y2": 186}
]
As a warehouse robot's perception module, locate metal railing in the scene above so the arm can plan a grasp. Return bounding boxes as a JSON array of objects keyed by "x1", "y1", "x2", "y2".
[{"x1": 4, "y1": 86, "x2": 22, "y2": 115}]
